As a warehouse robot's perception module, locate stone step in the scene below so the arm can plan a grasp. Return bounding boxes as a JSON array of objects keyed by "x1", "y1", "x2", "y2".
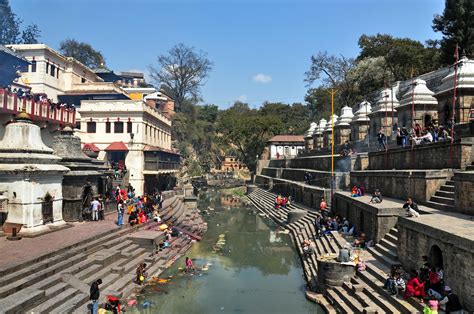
[
  {"x1": 445, "y1": 180, "x2": 454, "y2": 186},
  {"x1": 349, "y1": 277, "x2": 401, "y2": 314},
  {"x1": 379, "y1": 237, "x2": 397, "y2": 252},
  {"x1": 48, "y1": 292, "x2": 88, "y2": 313},
  {"x1": 388, "y1": 227, "x2": 398, "y2": 237},
  {"x1": 466, "y1": 164, "x2": 474, "y2": 171},
  {"x1": 372, "y1": 243, "x2": 398, "y2": 261},
  {"x1": 366, "y1": 247, "x2": 401, "y2": 268},
  {"x1": 0, "y1": 286, "x2": 45, "y2": 314},
  {"x1": 435, "y1": 190, "x2": 455, "y2": 198},
  {"x1": 325, "y1": 288, "x2": 353, "y2": 314},
  {"x1": 426, "y1": 200, "x2": 455, "y2": 212},
  {"x1": 439, "y1": 185, "x2": 455, "y2": 192},
  {"x1": 333, "y1": 286, "x2": 365, "y2": 313},
  {"x1": 356, "y1": 268, "x2": 420, "y2": 313},
  {"x1": 429, "y1": 195, "x2": 454, "y2": 206},
  {"x1": 28, "y1": 287, "x2": 79, "y2": 313}
]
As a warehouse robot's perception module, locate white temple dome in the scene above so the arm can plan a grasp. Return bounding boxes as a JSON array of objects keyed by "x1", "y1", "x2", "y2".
[
  {"x1": 399, "y1": 79, "x2": 438, "y2": 107},
  {"x1": 351, "y1": 100, "x2": 372, "y2": 122},
  {"x1": 335, "y1": 106, "x2": 354, "y2": 126}
]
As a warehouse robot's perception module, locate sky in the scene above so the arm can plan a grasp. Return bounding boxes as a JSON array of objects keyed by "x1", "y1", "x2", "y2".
[{"x1": 12, "y1": 0, "x2": 445, "y2": 109}]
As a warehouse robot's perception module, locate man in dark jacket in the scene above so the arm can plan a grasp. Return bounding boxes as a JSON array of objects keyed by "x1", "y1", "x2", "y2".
[
  {"x1": 377, "y1": 129, "x2": 386, "y2": 151},
  {"x1": 90, "y1": 278, "x2": 102, "y2": 314},
  {"x1": 403, "y1": 197, "x2": 420, "y2": 217}
]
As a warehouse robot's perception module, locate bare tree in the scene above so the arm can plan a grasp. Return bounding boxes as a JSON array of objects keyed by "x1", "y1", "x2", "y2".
[
  {"x1": 149, "y1": 43, "x2": 213, "y2": 111},
  {"x1": 304, "y1": 51, "x2": 357, "y2": 107}
]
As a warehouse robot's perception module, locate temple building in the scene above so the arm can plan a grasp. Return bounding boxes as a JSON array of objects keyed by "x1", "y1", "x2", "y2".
[
  {"x1": 350, "y1": 100, "x2": 372, "y2": 142},
  {"x1": 6, "y1": 44, "x2": 129, "y2": 104},
  {"x1": 398, "y1": 78, "x2": 439, "y2": 128},
  {"x1": 267, "y1": 135, "x2": 305, "y2": 159},
  {"x1": 220, "y1": 156, "x2": 248, "y2": 172},
  {"x1": 0, "y1": 112, "x2": 69, "y2": 235},
  {"x1": 78, "y1": 99, "x2": 180, "y2": 194}
]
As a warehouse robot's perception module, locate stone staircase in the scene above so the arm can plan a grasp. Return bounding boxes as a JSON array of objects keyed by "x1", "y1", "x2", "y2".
[
  {"x1": 427, "y1": 179, "x2": 455, "y2": 211},
  {"x1": 248, "y1": 188, "x2": 423, "y2": 314},
  {"x1": 0, "y1": 194, "x2": 207, "y2": 314}
]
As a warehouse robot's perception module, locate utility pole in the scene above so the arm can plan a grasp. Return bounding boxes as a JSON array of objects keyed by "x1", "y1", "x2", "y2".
[{"x1": 329, "y1": 88, "x2": 337, "y2": 202}]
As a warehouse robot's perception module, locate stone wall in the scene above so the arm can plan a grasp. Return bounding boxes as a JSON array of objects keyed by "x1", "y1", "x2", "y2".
[
  {"x1": 350, "y1": 170, "x2": 451, "y2": 205},
  {"x1": 255, "y1": 175, "x2": 330, "y2": 208},
  {"x1": 368, "y1": 138, "x2": 473, "y2": 170},
  {"x1": 333, "y1": 192, "x2": 403, "y2": 243},
  {"x1": 398, "y1": 217, "x2": 474, "y2": 311},
  {"x1": 453, "y1": 171, "x2": 474, "y2": 215},
  {"x1": 286, "y1": 154, "x2": 368, "y2": 172}
]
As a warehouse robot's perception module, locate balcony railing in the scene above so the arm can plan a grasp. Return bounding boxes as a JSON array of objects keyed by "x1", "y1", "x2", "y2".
[
  {"x1": 144, "y1": 161, "x2": 181, "y2": 171},
  {"x1": 0, "y1": 89, "x2": 76, "y2": 125}
]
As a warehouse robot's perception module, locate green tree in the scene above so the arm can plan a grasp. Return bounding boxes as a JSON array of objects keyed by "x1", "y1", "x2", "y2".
[
  {"x1": 218, "y1": 103, "x2": 284, "y2": 176},
  {"x1": 198, "y1": 104, "x2": 219, "y2": 123},
  {"x1": 304, "y1": 86, "x2": 337, "y2": 122},
  {"x1": 357, "y1": 33, "x2": 441, "y2": 80},
  {"x1": 433, "y1": 0, "x2": 474, "y2": 64},
  {"x1": 59, "y1": 39, "x2": 106, "y2": 68},
  {"x1": 21, "y1": 24, "x2": 40, "y2": 44},
  {"x1": 149, "y1": 43, "x2": 213, "y2": 111},
  {"x1": 0, "y1": 0, "x2": 40, "y2": 44}
]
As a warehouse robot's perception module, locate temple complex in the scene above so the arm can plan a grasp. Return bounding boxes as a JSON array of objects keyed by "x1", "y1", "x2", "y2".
[{"x1": 253, "y1": 56, "x2": 474, "y2": 312}]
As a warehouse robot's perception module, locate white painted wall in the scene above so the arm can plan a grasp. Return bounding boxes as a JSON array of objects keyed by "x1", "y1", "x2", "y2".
[{"x1": 269, "y1": 143, "x2": 304, "y2": 159}]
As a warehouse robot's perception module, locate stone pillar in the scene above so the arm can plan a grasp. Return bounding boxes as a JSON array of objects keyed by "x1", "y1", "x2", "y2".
[
  {"x1": 368, "y1": 88, "x2": 399, "y2": 139},
  {"x1": 398, "y1": 79, "x2": 439, "y2": 129},
  {"x1": 323, "y1": 114, "x2": 338, "y2": 149},
  {"x1": 435, "y1": 57, "x2": 474, "y2": 125},
  {"x1": 335, "y1": 106, "x2": 354, "y2": 145},
  {"x1": 312, "y1": 118, "x2": 326, "y2": 150},
  {"x1": 350, "y1": 100, "x2": 372, "y2": 142},
  {"x1": 0, "y1": 115, "x2": 69, "y2": 235},
  {"x1": 304, "y1": 122, "x2": 317, "y2": 150},
  {"x1": 316, "y1": 257, "x2": 356, "y2": 292}
]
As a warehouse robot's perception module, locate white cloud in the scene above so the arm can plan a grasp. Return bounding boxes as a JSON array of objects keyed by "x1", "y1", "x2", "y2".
[
  {"x1": 237, "y1": 94, "x2": 247, "y2": 102},
  {"x1": 253, "y1": 73, "x2": 272, "y2": 83}
]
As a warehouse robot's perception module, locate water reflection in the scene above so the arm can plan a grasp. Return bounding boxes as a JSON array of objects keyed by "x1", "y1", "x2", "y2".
[{"x1": 133, "y1": 190, "x2": 322, "y2": 314}]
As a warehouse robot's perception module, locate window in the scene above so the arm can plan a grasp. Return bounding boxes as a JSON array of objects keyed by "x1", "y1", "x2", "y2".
[
  {"x1": 56, "y1": 68, "x2": 59, "y2": 78},
  {"x1": 105, "y1": 121, "x2": 111, "y2": 133},
  {"x1": 284, "y1": 146, "x2": 290, "y2": 155},
  {"x1": 75, "y1": 121, "x2": 80, "y2": 130},
  {"x1": 145, "y1": 124, "x2": 147, "y2": 135},
  {"x1": 50, "y1": 65, "x2": 56, "y2": 77},
  {"x1": 81, "y1": 77, "x2": 86, "y2": 83},
  {"x1": 31, "y1": 61, "x2": 37, "y2": 72},
  {"x1": 127, "y1": 121, "x2": 132, "y2": 133},
  {"x1": 87, "y1": 122, "x2": 96, "y2": 133},
  {"x1": 114, "y1": 121, "x2": 124, "y2": 133},
  {"x1": 46, "y1": 63, "x2": 49, "y2": 74}
]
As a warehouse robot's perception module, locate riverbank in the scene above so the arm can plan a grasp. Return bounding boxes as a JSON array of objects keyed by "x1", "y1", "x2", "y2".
[
  {"x1": 0, "y1": 190, "x2": 207, "y2": 313},
  {"x1": 129, "y1": 189, "x2": 320, "y2": 313}
]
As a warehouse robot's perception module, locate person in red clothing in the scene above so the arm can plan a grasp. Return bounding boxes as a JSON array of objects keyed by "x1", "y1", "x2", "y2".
[
  {"x1": 404, "y1": 270, "x2": 426, "y2": 300},
  {"x1": 319, "y1": 198, "x2": 329, "y2": 217}
]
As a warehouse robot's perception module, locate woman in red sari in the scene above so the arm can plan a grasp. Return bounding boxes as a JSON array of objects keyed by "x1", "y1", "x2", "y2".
[{"x1": 404, "y1": 270, "x2": 426, "y2": 299}]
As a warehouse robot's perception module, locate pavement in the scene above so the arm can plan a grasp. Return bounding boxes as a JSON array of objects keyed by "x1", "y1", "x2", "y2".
[{"x1": 0, "y1": 211, "x2": 121, "y2": 269}]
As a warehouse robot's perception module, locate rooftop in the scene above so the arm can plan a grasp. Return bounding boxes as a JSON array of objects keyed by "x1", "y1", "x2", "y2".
[{"x1": 268, "y1": 135, "x2": 305, "y2": 143}]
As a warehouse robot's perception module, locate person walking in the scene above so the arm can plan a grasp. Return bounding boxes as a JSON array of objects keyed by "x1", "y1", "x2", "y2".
[
  {"x1": 377, "y1": 129, "x2": 386, "y2": 151},
  {"x1": 117, "y1": 200, "x2": 124, "y2": 227},
  {"x1": 98, "y1": 195, "x2": 105, "y2": 221},
  {"x1": 90, "y1": 197, "x2": 101, "y2": 221},
  {"x1": 89, "y1": 278, "x2": 102, "y2": 314}
]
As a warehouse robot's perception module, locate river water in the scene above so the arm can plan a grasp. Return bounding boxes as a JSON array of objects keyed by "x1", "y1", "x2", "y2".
[{"x1": 133, "y1": 190, "x2": 322, "y2": 314}]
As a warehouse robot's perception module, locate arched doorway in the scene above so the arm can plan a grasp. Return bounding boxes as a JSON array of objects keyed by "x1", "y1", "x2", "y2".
[
  {"x1": 424, "y1": 114, "x2": 432, "y2": 128},
  {"x1": 81, "y1": 185, "x2": 93, "y2": 220},
  {"x1": 42, "y1": 193, "x2": 54, "y2": 224},
  {"x1": 429, "y1": 245, "x2": 444, "y2": 269}
]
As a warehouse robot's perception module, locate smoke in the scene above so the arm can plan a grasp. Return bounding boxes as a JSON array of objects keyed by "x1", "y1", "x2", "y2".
[{"x1": 335, "y1": 157, "x2": 351, "y2": 172}]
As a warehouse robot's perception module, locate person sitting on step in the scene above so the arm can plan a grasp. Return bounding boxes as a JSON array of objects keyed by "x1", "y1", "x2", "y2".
[
  {"x1": 352, "y1": 232, "x2": 366, "y2": 248},
  {"x1": 369, "y1": 189, "x2": 383, "y2": 204},
  {"x1": 337, "y1": 245, "x2": 352, "y2": 263},
  {"x1": 403, "y1": 197, "x2": 420, "y2": 217},
  {"x1": 404, "y1": 270, "x2": 426, "y2": 300}
]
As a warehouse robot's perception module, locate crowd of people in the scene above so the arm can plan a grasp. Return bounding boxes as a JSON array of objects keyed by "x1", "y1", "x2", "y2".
[
  {"x1": 4, "y1": 87, "x2": 77, "y2": 112},
  {"x1": 376, "y1": 123, "x2": 454, "y2": 152},
  {"x1": 383, "y1": 257, "x2": 463, "y2": 313}
]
